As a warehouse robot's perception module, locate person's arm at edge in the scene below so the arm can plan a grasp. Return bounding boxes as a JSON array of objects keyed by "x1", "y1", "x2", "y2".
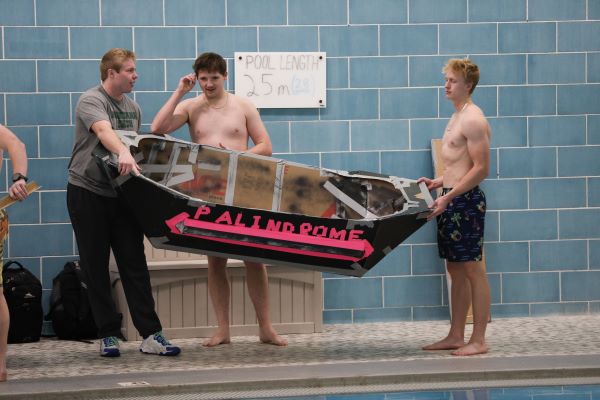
[
  {"x1": 0, "y1": 124, "x2": 28, "y2": 200},
  {"x1": 243, "y1": 99, "x2": 272, "y2": 157},
  {"x1": 91, "y1": 120, "x2": 141, "y2": 176},
  {"x1": 151, "y1": 74, "x2": 195, "y2": 134}
]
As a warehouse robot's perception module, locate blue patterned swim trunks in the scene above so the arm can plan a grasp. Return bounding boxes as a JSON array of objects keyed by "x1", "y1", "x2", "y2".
[{"x1": 437, "y1": 186, "x2": 486, "y2": 262}]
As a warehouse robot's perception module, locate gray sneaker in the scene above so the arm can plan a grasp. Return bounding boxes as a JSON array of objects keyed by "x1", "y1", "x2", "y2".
[{"x1": 139, "y1": 331, "x2": 181, "y2": 356}]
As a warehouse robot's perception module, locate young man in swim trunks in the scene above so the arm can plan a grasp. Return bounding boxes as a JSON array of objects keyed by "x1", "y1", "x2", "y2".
[
  {"x1": 0, "y1": 123, "x2": 30, "y2": 381},
  {"x1": 151, "y1": 52, "x2": 287, "y2": 347},
  {"x1": 418, "y1": 58, "x2": 491, "y2": 356}
]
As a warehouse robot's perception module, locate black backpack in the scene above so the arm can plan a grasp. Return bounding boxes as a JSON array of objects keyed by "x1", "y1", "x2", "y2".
[
  {"x1": 2, "y1": 260, "x2": 43, "y2": 343},
  {"x1": 45, "y1": 261, "x2": 98, "y2": 340}
]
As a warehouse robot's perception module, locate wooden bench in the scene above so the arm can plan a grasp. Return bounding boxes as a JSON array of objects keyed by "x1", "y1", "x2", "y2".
[{"x1": 110, "y1": 239, "x2": 323, "y2": 340}]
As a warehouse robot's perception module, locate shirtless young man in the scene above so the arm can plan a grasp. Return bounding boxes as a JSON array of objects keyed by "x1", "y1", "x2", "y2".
[
  {"x1": 151, "y1": 52, "x2": 287, "y2": 347},
  {"x1": 418, "y1": 58, "x2": 491, "y2": 356}
]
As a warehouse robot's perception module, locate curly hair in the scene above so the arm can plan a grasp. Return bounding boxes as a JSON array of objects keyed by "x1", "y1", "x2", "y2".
[{"x1": 443, "y1": 58, "x2": 480, "y2": 94}]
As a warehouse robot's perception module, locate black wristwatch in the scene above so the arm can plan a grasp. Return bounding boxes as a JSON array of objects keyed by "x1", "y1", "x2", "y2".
[{"x1": 12, "y1": 173, "x2": 28, "y2": 183}]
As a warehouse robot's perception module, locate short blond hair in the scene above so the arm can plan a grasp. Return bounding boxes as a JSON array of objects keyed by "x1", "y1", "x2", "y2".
[
  {"x1": 100, "y1": 48, "x2": 136, "y2": 81},
  {"x1": 443, "y1": 58, "x2": 480, "y2": 94}
]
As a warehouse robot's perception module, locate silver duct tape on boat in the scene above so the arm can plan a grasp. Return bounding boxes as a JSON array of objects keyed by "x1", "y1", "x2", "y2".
[{"x1": 104, "y1": 131, "x2": 433, "y2": 276}]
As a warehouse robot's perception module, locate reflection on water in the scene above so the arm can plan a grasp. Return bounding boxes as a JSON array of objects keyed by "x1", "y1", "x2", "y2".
[{"x1": 250, "y1": 384, "x2": 600, "y2": 400}]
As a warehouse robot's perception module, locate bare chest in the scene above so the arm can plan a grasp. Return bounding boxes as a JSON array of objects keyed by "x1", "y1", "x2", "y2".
[
  {"x1": 441, "y1": 118, "x2": 468, "y2": 161},
  {"x1": 190, "y1": 108, "x2": 248, "y2": 148}
]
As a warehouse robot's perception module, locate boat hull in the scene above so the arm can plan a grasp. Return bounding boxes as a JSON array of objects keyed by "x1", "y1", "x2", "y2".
[{"x1": 102, "y1": 133, "x2": 433, "y2": 277}]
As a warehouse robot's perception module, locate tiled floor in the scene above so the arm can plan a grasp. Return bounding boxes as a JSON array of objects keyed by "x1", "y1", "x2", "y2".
[{"x1": 3, "y1": 315, "x2": 600, "y2": 399}]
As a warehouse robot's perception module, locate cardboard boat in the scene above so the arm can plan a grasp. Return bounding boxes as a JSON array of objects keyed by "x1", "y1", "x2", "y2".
[{"x1": 99, "y1": 131, "x2": 433, "y2": 277}]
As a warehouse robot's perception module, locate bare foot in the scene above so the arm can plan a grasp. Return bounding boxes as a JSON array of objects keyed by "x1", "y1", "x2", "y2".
[
  {"x1": 259, "y1": 328, "x2": 288, "y2": 346},
  {"x1": 422, "y1": 337, "x2": 464, "y2": 350},
  {"x1": 202, "y1": 331, "x2": 231, "y2": 347},
  {"x1": 451, "y1": 342, "x2": 489, "y2": 356}
]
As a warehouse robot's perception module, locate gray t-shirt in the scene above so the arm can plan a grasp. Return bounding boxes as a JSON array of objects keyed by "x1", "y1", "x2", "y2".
[{"x1": 68, "y1": 85, "x2": 141, "y2": 197}]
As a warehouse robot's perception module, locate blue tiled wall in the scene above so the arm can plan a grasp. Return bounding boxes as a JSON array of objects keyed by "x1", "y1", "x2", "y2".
[{"x1": 1, "y1": 0, "x2": 598, "y2": 328}]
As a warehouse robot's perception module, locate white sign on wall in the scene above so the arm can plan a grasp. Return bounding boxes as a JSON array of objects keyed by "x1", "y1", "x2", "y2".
[{"x1": 234, "y1": 52, "x2": 326, "y2": 109}]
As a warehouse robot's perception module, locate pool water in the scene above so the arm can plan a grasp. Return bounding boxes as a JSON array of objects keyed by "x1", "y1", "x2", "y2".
[{"x1": 250, "y1": 384, "x2": 600, "y2": 400}]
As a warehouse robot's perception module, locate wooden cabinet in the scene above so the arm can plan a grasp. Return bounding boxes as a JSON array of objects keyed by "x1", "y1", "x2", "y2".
[{"x1": 110, "y1": 240, "x2": 323, "y2": 340}]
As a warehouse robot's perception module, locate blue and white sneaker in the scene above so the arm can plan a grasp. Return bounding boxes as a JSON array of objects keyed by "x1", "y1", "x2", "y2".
[
  {"x1": 140, "y1": 331, "x2": 181, "y2": 356},
  {"x1": 100, "y1": 336, "x2": 120, "y2": 357}
]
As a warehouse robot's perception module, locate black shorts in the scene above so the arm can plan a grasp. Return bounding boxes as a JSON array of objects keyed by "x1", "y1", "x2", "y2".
[{"x1": 437, "y1": 186, "x2": 486, "y2": 262}]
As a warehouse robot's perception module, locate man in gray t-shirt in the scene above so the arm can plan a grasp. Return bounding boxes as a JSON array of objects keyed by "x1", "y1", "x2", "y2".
[
  {"x1": 68, "y1": 84, "x2": 140, "y2": 197},
  {"x1": 67, "y1": 48, "x2": 180, "y2": 358}
]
